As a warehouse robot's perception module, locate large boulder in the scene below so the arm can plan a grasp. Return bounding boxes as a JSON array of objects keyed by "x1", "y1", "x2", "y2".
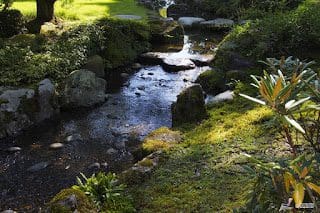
[
  {"x1": 171, "y1": 84, "x2": 208, "y2": 126},
  {"x1": 178, "y1": 17, "x2": 205, "y2": 28},
  {"x1": 62, "y1": 69, "x2": 106, "y2": 108},
  {"x1": 0, "y1": 79, "x2": 59, "y2": 139},
  {"x1": 83, "y1": 55, "x2": 105, "y2": 78},
  {"x1": 167, "y1": 4, "x2": 193, "y2": 20},
  {"x1": 150, "y1": 18, "x2": 184, "y2": 45}
]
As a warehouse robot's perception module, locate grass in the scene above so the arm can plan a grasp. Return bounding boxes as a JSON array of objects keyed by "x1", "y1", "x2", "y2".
[
  {"x1": 12, "y1": 0, "x2": 149, "y2": 21},
  {"x1": 128, "y1": 92, "x2": 292, "y2": 212}
]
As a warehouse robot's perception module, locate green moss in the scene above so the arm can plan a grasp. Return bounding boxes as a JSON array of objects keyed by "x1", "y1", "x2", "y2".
[
  {"x1": 196, "y1": 70, "x2": 226, "y2": 95},
  {"x1": 143, "y1": 127, "x2": 182, "y2": 152},
  {"x1": 127, "y1": 88, "x2": 291, "y2": 211},
  {"x1": 48, "y1": 188, "x2": 97, "y2": 213},
  {"x1": 138, "y1": 158, "x2": 154, "y2": 167}
]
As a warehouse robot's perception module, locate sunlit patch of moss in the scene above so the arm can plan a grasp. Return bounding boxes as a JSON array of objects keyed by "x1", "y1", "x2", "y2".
[
  {"x1": 142, "y1": 127, "x2": 182, "y2": 152},
  {"x1": 128, "y1": 93, "x2": 289, "y2": 212}
]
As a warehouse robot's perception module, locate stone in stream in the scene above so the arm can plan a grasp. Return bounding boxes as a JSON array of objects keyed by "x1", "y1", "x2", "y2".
[
  {"x1": 1, "y1": 210, "x2": 17, "y2": 213},
  {"x1": 171, "y1": 84, "x2": 208, "y2": 127},
  {"x1": 178, "y1": 17, "x2": 205, "y2": 28},
  {"x1": 106, "y1": 148, "x2": 118, "y2": 155},
  {"x1": 64, "y1": 134, "x2": 82, "y2": 143},
  {"x1": 120, "y1": 73, "x2": 130, "y2": 79},
  {"x1": 139, "y1": 52, "x2": 169, "y2": 65},
  {"x1": 49, "y1": 143, "x2": 64, "y2": 150},
  {"x1": 162, "y1": 58, "x2": 196, "y2": 72},
  {"x1": 27, "y1": 161, "x2": 50, "y2": 172},
  {"x1": 190, "y1": 54, "x2": 215, "y2": 66},
  {"x1": 132, "y1": 63, "x2": 142, "y2": 69},
  {"x1": 6, "y1": 146, "x2": 22, "y2": 153}
]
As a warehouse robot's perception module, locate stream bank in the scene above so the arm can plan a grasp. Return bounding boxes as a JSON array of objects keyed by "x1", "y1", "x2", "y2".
[{"x1": 0, "y1": 30, "x2": 223, "y2": 211}]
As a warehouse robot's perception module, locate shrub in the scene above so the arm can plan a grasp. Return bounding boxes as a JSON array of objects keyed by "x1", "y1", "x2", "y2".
[
  {"x1": 73, "y1": 172, "x2": 135, "y2": 212},
  {"x1": 214, "y1": 0, "x2": 320, "y2": 70},
  {"x1": 0, "y1": 9, "x2": 24, "y2": 38}
]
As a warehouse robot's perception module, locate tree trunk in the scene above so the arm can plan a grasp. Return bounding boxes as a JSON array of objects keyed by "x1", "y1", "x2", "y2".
[{"x1": 36, "y1": 0, "x2": 56, "y2": 23}]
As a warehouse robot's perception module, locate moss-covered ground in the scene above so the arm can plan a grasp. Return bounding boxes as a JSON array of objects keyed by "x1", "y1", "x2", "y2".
[
  {"x1": 127, "y1": 86, "x2": 292, "y2": 212},
  {"x1": 12, "y1": 0, "x2": 149, "y2": 21}
]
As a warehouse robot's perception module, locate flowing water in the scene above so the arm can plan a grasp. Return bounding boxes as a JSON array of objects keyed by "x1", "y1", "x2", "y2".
[{"x1": 0, "y1": 32, "x2": 221, "y2": 211}]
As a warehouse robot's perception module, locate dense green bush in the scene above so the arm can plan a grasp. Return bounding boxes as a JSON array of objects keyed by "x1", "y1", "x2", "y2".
[
  {"x1": 214, "y1": 0, "x2": 320, "y2": 70},
  {"x1": 0, "y1": 9, "x2": 24, "y2": 38},
  {"x1": 181, "y1": 0, "x2": 303, "y2": 19},
  {"x1": 0, "y1": 18, "x2": 150, "y2": 86}
]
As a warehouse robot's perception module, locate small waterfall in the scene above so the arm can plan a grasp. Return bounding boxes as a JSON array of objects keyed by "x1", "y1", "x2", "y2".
[{"x1": 159, "y1": 0, "x2": 175, "y2": 18}]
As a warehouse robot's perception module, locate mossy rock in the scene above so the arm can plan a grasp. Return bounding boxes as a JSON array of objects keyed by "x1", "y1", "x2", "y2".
[
  {"x1": 172, "y1": 85, "x2": 208, "y2": 127},
  {"x1": 142, "y1": 127, "x2": 182, "y2": 152},
  {"x1": 47, "y1": 188, "x2": 97, "y2": 213},
  {"x1": 195, "y1": 70, "x2": 226, "y2": 95}
]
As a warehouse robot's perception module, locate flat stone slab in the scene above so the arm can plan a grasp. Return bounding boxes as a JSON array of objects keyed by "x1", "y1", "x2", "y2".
[
  {"x1": 200, "y1": 18, "x2": 234, "y2": 29},
  {"x1": 163, "y1": 58, "x2": 196, "y2": 72},
  {"x1": 115, "y1": 15, "x2": 142, "y2": 20},
  {"x1": 190, "y1": 54, "x2": 215, "y2": 66},
  {"x1": 178, "y1": 17, "x2": 205, "y2": 27}
]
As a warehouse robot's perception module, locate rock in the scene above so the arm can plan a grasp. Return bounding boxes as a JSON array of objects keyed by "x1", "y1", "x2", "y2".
[
  {"x1": 65, "y1": 134, "x2": 82, "y2": 143},
  {"x1": 120, "y1": 151, "x2": 162, "y2": 185},
  {"x1": 58, "y1": 194, "x2": 77, "y2": 211},
  {"x1": 88, "y1": 162, "x2": 100, "y2": 170},
  {"x1": 162, "y1": 58, "x2": 196, "y2": 72},
  {"x1": 120, "y1": 73, "x2": 130, "y2": 79},
  {"x1": 1, "y1": 210, "x2": 17, "y2": 213},
  {"x1": 171, "y1": 84, "x2": 208, "y2": 126},
  {"x1": 62, "y1": 69, "x2": 106, "y2": 108},
  {"x1": 206, "y1": 90, "x2": 234, "y2": 105},
  {"x1": 115, "y1": 15, "x2": 142, "y2": 20},
  {"x1": 190, "y1": 54, "x2": 215, "y2": 66},
  {"x1": 27, "y1": 161, "x2": 50, "y2": 172},
  {"x1": 132, "y1": 63, "x2": 142, "y2": 70},
  {"x1": 114, "y1": 140, "x2": 126, "y2": 150},
  {"x1": 150, "y1": 19, "x2": 184, "y2": 45},
  {"x1": 83, "y1": 55, "x2": 105, "y2": 78},
  {"x1": 106, "y1": 148, "x2": 118, "y2": 155},
  {"x1": 0, "y1": 79, "x2": 59, "y2": 139},
  {"x1": 0, "y1": 88, "x2": 34, "y2": 113},
  {"x1": 6, "y1": 146, "x2": 22, "y2": 153},
  {"x1": 195, "y1": 70, "x2": 226, "y2": 95},
  {"x1": 49, "y1": 143, "x2": 64, "y2": 150},
  {"x1": 178, "y1": 17, "x2": 205, "y2": 28},
  {"x1": 139, "y1": 52, "x2": 169, "y2": 65},
  {"x1": 200, "y1": 18, "x2": 234, "y2": 30},
  {"x1": 48, "y1": 188, "x2": 96, "y2": 212},
  {"x1": 40, "y1": 22, "x2": 57, "y2": 35},
  {"x1": 36, "y1": 78, "x2": 59, "y2": 122}
]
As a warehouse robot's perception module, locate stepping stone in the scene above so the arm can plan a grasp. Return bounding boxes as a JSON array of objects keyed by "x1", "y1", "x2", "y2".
[{"x1": 115, "y1": 15, "x2": 142, "y2": 20}]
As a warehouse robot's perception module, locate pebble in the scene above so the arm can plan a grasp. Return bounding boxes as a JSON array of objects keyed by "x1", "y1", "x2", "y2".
[
  {"x1": 147, "y1": 72, "x2": 154, "y2": 76},
  {"x1": 135, "y1": 92, "x2": 141, "y2": 96},
  {"x1": 88, "y1": 162, "x2": 100, "y2": 169},
  {"x1": 49, "y1": 143, "x2": 64, "y2": 150},
  {"x1": 137, "y1": 86, "x2": 145, "y2": 91},
  {"x1": 114, "y1": 141, "x2": 126, "y2": 149},
  {"x1": 120, "y1": 73, "x2": 130, "y2": 79},
  {"x1": 106, "y1": 148, "x2": 118, "y2": 155},
  {"x1": 6, "y1": 147, "x2": 22, "y2": 153},
  {"x1": 27, "y1": 162, "x2": 50, "y2": 172},
  {"x1": 132, "y1": 63, "x2": 142, "y2": 69},
  {"x1": 65, "y1": 134, "x2": 81, "y2": 143}
]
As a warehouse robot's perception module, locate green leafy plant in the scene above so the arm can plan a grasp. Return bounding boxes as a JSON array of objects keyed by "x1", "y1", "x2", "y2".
[
  {"x1": 73, "y1": 172, "x2": 126, "y2": 208},
  {"x1": 240, "y1": 69, "x2": 313, "y2": 154},
  {"x1": 242, "y1": 154, "x2": 320, "y2": 211}
]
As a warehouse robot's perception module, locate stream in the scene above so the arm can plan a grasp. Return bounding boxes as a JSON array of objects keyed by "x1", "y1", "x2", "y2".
[{"x1": 0, "y1": 32, "x2": 222, "y2": 211}]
